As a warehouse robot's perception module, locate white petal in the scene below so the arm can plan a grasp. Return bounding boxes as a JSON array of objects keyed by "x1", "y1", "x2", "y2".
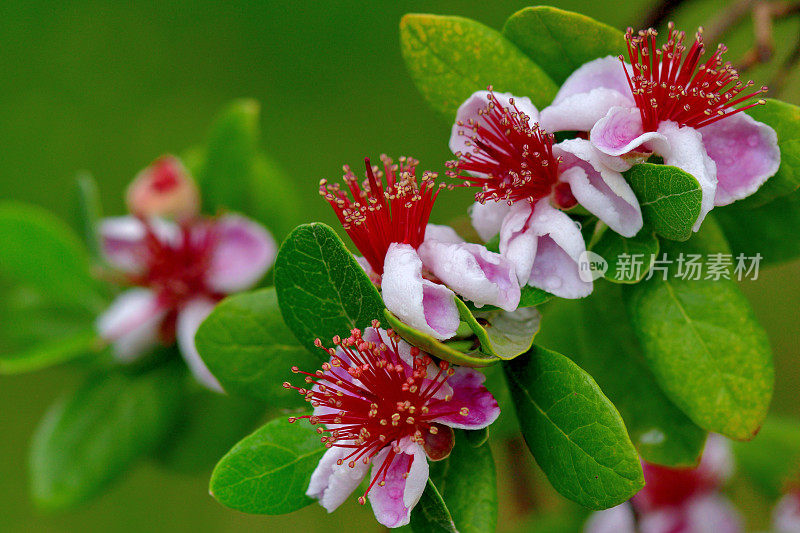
[
  {"x1": 584, "y1": 504, "x2": 636, "y2": 533},
  {"x1": 381, "y1": 244, "x2": 460, "y2": 340},
  {"x1": 773, "y1": 493, "x2": 800, "y2": 533},
  {"x1": 96, "y1": 288, "x2": 166, "y2": 362},
  {"x1": 499, "y1": 203, "x2": 538, "y2": 286},
  {"x1": 307, "y1": 445, "x2": 370, "y2": 513},
  {"x1": 450, "y1": 90, "x2": 538, "y2": 157},
  {"x1": 423, "y1": 223, "x2": 465, "y2": 244},
  {"x1": 469, "y1": 200, "x2": 512, "y2": 242},
  {"x1": 176, "y1": 298, "x2": 223, "y2": 392},
  {"x1": 590, "y1": 106, "x2": 665, "y2": 156},
  {"x1": 553, "y1": 56, "x2": 633, "y2": 104},
  {"x1": 205, "y1": 214, "x2": 276, "y2": 294},
  {"x1": 540, "y1": 88, "x2": 635, "y2": 133}
]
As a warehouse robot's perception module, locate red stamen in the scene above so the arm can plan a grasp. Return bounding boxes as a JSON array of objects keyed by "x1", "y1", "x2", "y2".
[
  {"x1": 622, "y1": 23, "x2": 767, "y2": 132},
  {"x1": 446, "y1": 89, "x2": 561, "y2": 205},
  {"x1": 320, "y1": 155, "x2": 446, "y2": 275},
  {"x1": 286, "y1": 323, "x2": 467, "y2": 504}
]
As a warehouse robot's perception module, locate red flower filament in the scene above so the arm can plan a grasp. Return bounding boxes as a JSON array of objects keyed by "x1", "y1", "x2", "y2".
[
  {"x1": 284, "y1": 323, "x2": 467, "y2": 504},
  {"x1": 319, "y1": 155, "x2": 445, "y2": 275},
  {"x1": 622, "y1": 23, "x2": 767, "y2": 132},
  {"x1": 446, "y1": 89, "x2": 561, "y2": 205}
]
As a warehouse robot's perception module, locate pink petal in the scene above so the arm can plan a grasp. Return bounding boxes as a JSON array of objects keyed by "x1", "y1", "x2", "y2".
[
  {"x1": 541, "y1": 88, "x2": 635, "y2": 133},
  {"x1": 307, "y1": 445, "x2": 370, "y2": 513},
  {"x1": 96, "y1": 288, "x2": 166, "y2": 362},
  {"x1": 590, "y1": 106, "x2": 665, "y2": 156},
  {"x1": 99, "y1": 217, "x2": 151, "y2": 274},
  {"x1": 423, "y1": 223, "x2": 465, "y2": 244},
  {"x1": 368, "y1": 443, "x2": 429, "y2": 528},
  {"x1": 555, "y1": 139, "x2": 643, "y2": 237},
  {"x1": 552, "y1": 56, "x2": 633, "y2": 104},
  {"x1": 176, "y1": 298, "x2": 223, "y2": 392},
  {"x1": 381, "y1": 244, "x2": 460, "y2": 340},
  {"x1": 418, "y1": 240, "x2": 520, "y2": 311},
  {"x1": 205, "y1": 214, "x2": 276, "y2": 294},
  {"x1": 653, "y1": 121, "x2": 718, "y2": 232},
  {"x1": 429, "y1": 367, "x2": 500, "y2": 429},
  {"x1": 699, "y1": 112, "x2": 780, "y2": 206},
  {"x1": 499, "y1": 203, "x2": 539, "y2": 286},
  {"x1": 450, "y1": 90, "x2": 539, "y2": 159},
  {"x1": 697, "y1": 434, "x2": 734, "y2": 485},
  {"x1": 584, "y1": 504, "x2": 637, "y2": 533},
  {"x1": 470, "y1": 200, "x2": 512, "y2": 242},
  {"x1": 640, "y1": 495, "x2": 742, "y2": 533},
  {"x1": 773, "y1": 493, "x2": 800, "y2": 533}
]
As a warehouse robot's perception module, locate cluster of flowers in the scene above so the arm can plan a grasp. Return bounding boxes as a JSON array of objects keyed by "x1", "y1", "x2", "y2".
[{"x1": 285, "y1": 23, "x2": 781, "y2": 528}]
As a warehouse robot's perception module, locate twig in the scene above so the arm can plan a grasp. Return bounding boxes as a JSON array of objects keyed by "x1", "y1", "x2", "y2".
[
  {"x1": 640, "y1": 0, "x2": 690, "y2": 28},
  {"x1": 768, "y1": 32, "x2": 800, "y2": 95}
]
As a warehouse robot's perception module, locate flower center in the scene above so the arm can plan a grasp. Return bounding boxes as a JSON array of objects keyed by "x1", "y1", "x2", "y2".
[
  {"x1": 129, "y1": 219, "x2": 218, "y2": 307},
  {"x1": 622, "y1": 23, "x2": 767, "y2": 132},
  {"x1": 447, "y1": 90, "x2": 561, "y2": 205},
  {"x1": 320, "y1": 156, "x2": 445, "y2": 275},
  {"x1": 284, "y1": 323, "x2": 465, "y2": 504}
]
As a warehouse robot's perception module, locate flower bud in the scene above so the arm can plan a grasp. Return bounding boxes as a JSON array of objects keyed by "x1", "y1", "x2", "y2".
[{"x1": 126, "y1": 155, "x2": 200, "y2": 220}]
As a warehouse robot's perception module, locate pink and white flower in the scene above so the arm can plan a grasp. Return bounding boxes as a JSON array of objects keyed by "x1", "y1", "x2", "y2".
[
  {"x1": 97, "y1": 213, "x2": 276, "y2": 391},
  {"x1": 585, "y1": 434, "x2": 741, "y2": 533},
  {"x1": 773, "y1": 489, "x2": 800, "y2": 533},
  {"x1": 284, "y1": 325, "x2": 500, "y2": 528},
  {"x1": 320, "y1": 155, "x2": 520, "y2": 340},
  {"x1": 540, "y1": 24, "x2": 780, "y2": 231},
  {"x1": 125, "y1": 155, "x2": 201, "y2": 220},
  {"x1": 448, "y1": 90, "x2": 643, "y2": 299}
]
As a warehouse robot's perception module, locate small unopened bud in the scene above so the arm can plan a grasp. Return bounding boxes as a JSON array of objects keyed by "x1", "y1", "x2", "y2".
[{"x1": 126, "y1": 155, "x2": 200, "y2": 220}]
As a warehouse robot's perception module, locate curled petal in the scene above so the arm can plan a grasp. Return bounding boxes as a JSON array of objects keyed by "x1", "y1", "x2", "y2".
[
  {"x1": 499, "y1": 203, "x2": 538, "y2": 286},
  {"x1": 96, "y1": 288, "x2": 166, "y2": 362},
  {"x1": 423, "y1": 223, "x2": 465, "y2": 244},
  {"x1": 590, "y1": 106, "x2": 665, "y2": 156},
  {"x1": 700, "y1": 112, "x2": 780, "y2": 206},
  {"x1": 176, "y1": 298, "x2": 223, "y2": 392},
  {"x1": 205, "y1": 215, "x2": 276, "y2": 294},
  {"x1": 418, "y1": 240, "x2": 520, "y2": 311},
  {"x1": 368, "y1": 443, "x2": 429, "y2": 528},
  {"x1": 584, "y1": 504, "x2": 636, "y2": 533},
  {"x1": 469, "y1": 200, "x2": 511, "y2": 242},
  {"x1": 556, "y1": 139, "x2": 643, "y2": 237},
  {"x1": 307, "y1": 445, "x2": 370, "y2": 513},
  {"x1": 541, "y1": 88, "x2": 635, "y2": 133},
  {"x1": 381, "y1": 244, "x2": 460, "y2": 340},
  {"x1": 450, "y1": 90, "x2": 539, "y2": 159},
  {"x1": 429, "y1": 367, "x2": 500, "y2": 430},
  {"x1": 552, "y1": 56, "x2": 634, "y2": 104}
]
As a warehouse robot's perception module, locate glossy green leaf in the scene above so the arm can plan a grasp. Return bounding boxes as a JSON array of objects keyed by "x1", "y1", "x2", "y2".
[
  {"x1": 716, "y1": 187, "x2": 800, "y2": 266},
  {"x1": 155, "y1": 388, "x2": 264, "y2": 473},
  {"x1": 410, "y1": 480, "x2": 458, "y2": 533},
  {"x1": 465, "y1": 285, "x2": 551, "y2": 312},
  {"x1": 502, "y1": 6, "x2": 626, "y2": 84},
  {"x1": 504, "y1": 345, "x2": 644, "y2": 509},
  {"x1": 737, "y1": 100, "x2": 800, "y2": 208},
  {"x1": 274, "y1": 223, "x2": 385, "y2": 355},
  {"x1": 625, "y1": 163, "x2": 703, "y2": 241},
  {"x1": 0, "y1": 327, "x2": 100, "y2": 375},
  {"x1": 538, "y1": 283, "x2": 706, "y2": 466},
  {"x1": 591, "y1": 227, "x2": 660, "y2": 283},
  {"x1": 400, "y1": 14, "x2": 557, "y2": 120},
  {"x1": 210, "y1": 417, "x2": 324, "y2": 514},
  {"x1": 623, "y1": 219, "x2": 773, "y2": 440},
  {"x1": 196, "y1": 287, "x2": 320, "y2": 404},
  {"x1": 460, "y1": 301, "x2": 541, "y2": 360},
  {"x1": 428, "y1": 430, "x2": 497, "y2": 533},
  {"x1": 30, "y1": 364, "x2": 183, "y2": 510},
  {"x1": 732, "y1": 415, "x2": 800, "y2": 499}
]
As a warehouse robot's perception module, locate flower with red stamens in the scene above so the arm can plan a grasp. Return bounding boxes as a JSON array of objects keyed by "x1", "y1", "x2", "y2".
[
  {"x1": 538, "y1": 24, "x2": 780, "y2": 232},
  {"x1": 320, "y1": 154, "x2": 520, "y2": 340},
  {"x1": 585, "y1": 435, "x2": 741, "y2": 533},
  {"x1": 285, "y1": 323, "x2": 499, "y2": 528},
  {"x1": 447, "y1": 90, "x2": 645, "y2": 299},
  {"x1": 97, "y1": 162, "x2": 276, "y2": 389}
]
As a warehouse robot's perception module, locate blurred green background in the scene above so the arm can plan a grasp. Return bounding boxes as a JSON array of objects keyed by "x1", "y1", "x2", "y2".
[{"x1": 1, "y1": 1, "x2": 798, "y2": 531}]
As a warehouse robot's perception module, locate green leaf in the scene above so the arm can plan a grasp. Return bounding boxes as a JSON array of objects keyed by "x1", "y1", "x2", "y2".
[
  {"x1": 0, "y1": 201, "x2": 103, "y2": 310},
  {"x1": 502, "y1": 6, "x2": 626, "y2": 84},
  {"x1": 623, "y1": 219, "x2": 773, "y2": 440},
  {"x1": 155, "y1": 388, "x2": 265, "y2": 473},
  {"x1": 538, "y1": 284, "x2": 706, "y2": 467},
  {"x1": 400, "y1": 14, "x2": 558, "y2": 121},
  {"x1": 459, "y1": 300, "x2": 541, "y2": 360},
  {"x1": 410, "y1": 480, "x2": 458, "y2": 533},
  {"x1": 737, "y1": 100, "x2": 800, "y2": 208},
  {"x1": 591, "y1": 227, "x2": 660, "y2": 283},
  {"x1": 195, "y1": 99, "x2": 260, "y2": 214},
  {"x1": 716, "y1": 187, "x2": 800, "y2": 266},
  {"x1": 0, "y1": 327, "x2": 100, "y2": 375},
  {"x1": 73, "y1": 171, "x2": 103, "y2": 260},
  {"x1": 504, "y1": 345, "x2": 644, "y2": 509},
  {"x1": 210, "y1": 417, "x2": 324, "y2": 514},
  {"x1": 732, "y1": 415, "x2": 800, "y2": 499},
  {"x1": 29, "y1": 364, "x2": 183, "y2": 510},
  {"x1": 625, "y1": 163, "x2": 703, "y2": 241},
  {"x1": 428, "y1": 431, "x2": 497, "y2": 533},
  {"x1": 249, "y1": 153, "x2": 304, "y2": 240},
  {"x1": 196, "y1": 288, "x2": 320, "y2": 405},
  {"x1": 274, "y1": 223, "x2": 385, "y2": 355}
]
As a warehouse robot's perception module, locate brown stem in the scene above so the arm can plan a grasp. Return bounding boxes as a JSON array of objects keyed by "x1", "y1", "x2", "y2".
[{"x1": 639, "y1": 0, "x2": 689, "y2": 28}]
